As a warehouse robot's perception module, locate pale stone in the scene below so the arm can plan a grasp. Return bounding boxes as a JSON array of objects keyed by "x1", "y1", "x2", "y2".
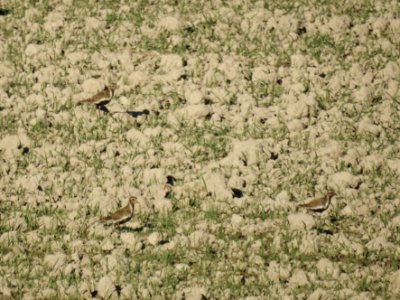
[
  {"x1": 148, "y1": 232, "x2": 162, "y2": 246},
  {"x1": 221, "y1": 139, "x2": 266, "y2": 167},
  {"x1": 81, "y1": 78, "x2": 103, "y2": 94},
  {"x1": 181, "y1": 286, "x2": 207, "y2": 300},
  {"x1": 44, "y1": 253, "x2": 67, "y2": 271},
  {"x1": 120, "y1": 284, "x2": 137, "y2": 300},
  {"x1": 66, "y1": 51, "x2": 87, "y2": 64},
  {"x1": 185, "y1": 90, "x2": 204, "y2": 105},
  {"x1": 38, "y1": 288, "x2": 57, "y2": 299},
  {"x1": 252, "y1": 66, "x2": 270, "y2": 82},
  {"x1": 128, "y1": 71, "x2": 147, "y2": 87},
  {"x1": 101, "y1": 239, "x2": 114, "y2": 251},
  {"x1": 143, "y1": 168, "x2": 166, "y2": 186},
  {"x1": 158, "y1": 16, "x2": 181, "y2": 31},
  {"x1": 126, "y1": 128, "x2": 149, "y2": 146},
  {"x1": 231, "y1": 214, "x2": 244, "y2": 228},
  {"x1": 44, "y1": 12, "x2": 64, "y2": 34},
  {"x1": 120, "y1": 232, "x2": 137, "y2": 248},
  {"x1": 366, "y1": 236, "x2": 394, "y2": 251},
  {"x1": 189, "y1": 230, "x2": 208, "y2": 248},
  {"x1": 388, "y1": 160, "x2": 400, "y2": 175},
  {"x1": 289, "y1": 269, "x2": 309, "y2": 287},
  {"x1": 38, "y1": 216, "x2": 56, "y2": 230},
  {"x1": 328, "y1": 172, "x2": 360, "y2": 189},
  {"x1": 97, "y1": 276, "x2": 117, "y2": 300},
  {"x1": 390, "y1": 269, "x2": 400, "y2": 294},
  {"x1": 159, "y1": 54, "x2": 182, "y2": 70},
  {"x1": 0, "y1": 135, "x2": 20, "y2": 157},
  {"x1": 153, "y1": 198, "x2": 173, "y2": 213},
  {"x1": 317, "y1": 140, "x2": 342, "y2": 159},
  {"x1": 308, "y1": 288, "x2": 328, "y2": 300},
  {"x1": 85, "y1": 17, "x2": 103, "y2": 31},
  {"x1": 291, "y1": 54, "x2": 307, "y2": 68},
  {"x1": 174, "y1": 105, "x2": 212, "y2": 121},
  {"x1": 392, "y1": 215, "x2": 400, "y2": 227},
  {"x1": 203, "y1": 172, "x2": 232, "y2": 201},
  {"x1": 25, "y1": 44, "x2": 42, "y2": 57},
  {"x1": 288, "y1": 213, "x2": 316, "y2": 231},
  {"x1": 316, "y1": 258, "x2": 338, "y2": 278},
  {"x1": 286, "y1": 100, "x2": 308, "y2": 119},
  {"x1": 358, "y1": 117, "x2": 381, "y2": 136},
  {"x1": 287, "y1": 119, "x2": 305, "y2": 132}
]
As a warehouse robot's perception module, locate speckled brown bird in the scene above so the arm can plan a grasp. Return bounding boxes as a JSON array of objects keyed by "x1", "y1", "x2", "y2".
[
  {"x1": 99, "y1": 196, "x2": 136, "y2": 225},
  {"x1": 87, "y1": 196, "x2": 136, "y2": 228},
  {"x1": 77, "y1": 84, "x2": 118, "y2": 107},
  {"x1": 297, "y1": 190, "x2": 336, "y2": 212}
]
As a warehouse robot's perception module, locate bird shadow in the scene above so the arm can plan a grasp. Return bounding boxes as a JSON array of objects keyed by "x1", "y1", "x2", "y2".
[
  {"x1": 111, "y1": 109, "x2": 150, "y2": 118},
  {"x1": 96, "y1": 105, "x2": 110, "y2": 114},
  {"x1": 0, "y1": 8, "x2": 11, "y2": 16}
]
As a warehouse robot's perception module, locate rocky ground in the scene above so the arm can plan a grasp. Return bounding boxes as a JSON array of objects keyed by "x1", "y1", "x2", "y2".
[{"x1": 1, "y1": 0, "x2": 400, "y2": 299}]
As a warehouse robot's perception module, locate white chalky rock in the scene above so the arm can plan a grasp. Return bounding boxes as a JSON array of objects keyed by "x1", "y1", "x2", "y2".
[
  {"x1": 0, "y1": 135, "x2": 20, "y2": 157},
  {"x1": 143, "y1": 168, "x2": 166, "y2": 186},
  {"x1": 286, "y1": 98, "x2": 309, "y2": 119},
  {"x1": 189, "y1": 230, "x2": 208, "y2": 248},
  {"x1": 358, "y1": 117, "x2": 381, "y2": 136},
  {"x1": 231, "y1": 214, "x2": 244, "y2": 228},
  {"x1": 316, "y1": 258, "x2": 338, "y2": 278},
  {"x1": 390, "y1": 269, "x2": 400, "y2": 294},
  {"x1": 66, "y1": 51, "x2": 87, "y2": 64},
  {"x1": 308, "y1": 288, "x2": 328, "y2": 300},
  {"x1": 185, "y1": 90, "x2": 204, "y2": 105},
  {"x1": 366, "y1": 236, "x2": 394, "y2": 251},
  {"x1": 120, "y1": 232, "x2": 137, "y2": 248},
  {"x1": 287, "y1": 119, "x2": 305, "y2": 132},
  {"x1": 97, "y1": 276, "x2": 117, "y2": 300},
  {"x1": 328, "y1": 171, "x2": 360, "y2": 189},
  {"x1": 39, "y1": 288, "x2": 57, "y2": 299},
  {"x1": 38, "y1": 216, "x2": 57, "y2": 230},
  {"x1": 158, "y1": 16, "x2": 181, "y2": 31},
  {"x1": 44, "y1": 253, "x2": 67, "y2": 271},
  {"x1": 82, "y1": 78, "x2": 103, "y2": 94},
  {"x1": 126, "y1": 128, "x2": 149, "y2": 146},
  {"x1": 317, "y1": 140, "x2": 342, "y2": 160},
  {"x1": 85, "y1": 17, "x2": 103, "y2": 31},
  {"x1": 291, "y1": 54, "x2": 307, "y2": 68},
  {"x1": 221, "y1": 139, "x2": 266, "y2": 167},
  {"x1": 181, "y1": 286, "x2": 207, "y2": 300},
  {"x1": 25, "y1": 44, "x2": 43, "y2": 57},
  {"x1": 44, "y1": 12, "x2": 64, "y2": 34},
  {"x1": 203, "y1": 172, "x2": 233, "y2": 200},
  {"x1": 153, "y1": 198, "x2": 173, "y2": 213},
  {"x1": 288, "y1": 213, "x2": 316, "y2": 231},
  {"x1": 174, "y1": 105, "x2": 212, "y2": 121},
  {"x1": 159, "y1": 54, "x2": 182, "y2": 70},
  {"x1": 120, "y1": 284, "x2": 136, "y2": 300},
  {"x1": 289, "y1": 269, "x2": 309, "y2": 287},
  {"x1": 101, "y1": 239, "x2": 114, "y2": 251},
  {"x1": 148, "y1": 232, "x2": 162, "y2": 245},
  {"x1": 128, "y1": 71, "x2": 147, "y2": 87},
  {"x1": 388, "y1": 160, "x2": 400, "y2": 175}
]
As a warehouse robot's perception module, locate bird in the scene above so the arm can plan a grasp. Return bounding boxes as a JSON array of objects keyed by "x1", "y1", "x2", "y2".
[
  {"x1": 77, "y1": 84, "x2": 118, "y2": 109},
  {"x1": 88, "y1": 196, "x2": 136, "y2": 227},
  {"x1": 297, "y1": 190, "x2": 336, "y2": 212}
]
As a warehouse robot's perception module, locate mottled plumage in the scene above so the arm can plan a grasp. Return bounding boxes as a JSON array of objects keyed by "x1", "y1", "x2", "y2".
[
  {"x1": 99, "y1": 196, "x2": 136, "y2": 225},
  {"x1": 77, "y1": 84, "x2": 118, "y2": 107},
  {"x1": 297, "y1": 190, "x2": 336, "y2": 212},
  {"x1": 87, "y1": 197, "x2": 136, "y2": 228}
]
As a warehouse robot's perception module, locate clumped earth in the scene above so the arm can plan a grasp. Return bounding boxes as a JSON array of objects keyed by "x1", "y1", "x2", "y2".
[{"x1": 1, "y1": 0, "x2": 400, "y2": 299}]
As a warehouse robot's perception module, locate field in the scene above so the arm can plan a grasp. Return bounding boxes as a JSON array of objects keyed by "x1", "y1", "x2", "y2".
[{"x1": 1, "y1": 0, "x2": 400, "y2": 299}]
